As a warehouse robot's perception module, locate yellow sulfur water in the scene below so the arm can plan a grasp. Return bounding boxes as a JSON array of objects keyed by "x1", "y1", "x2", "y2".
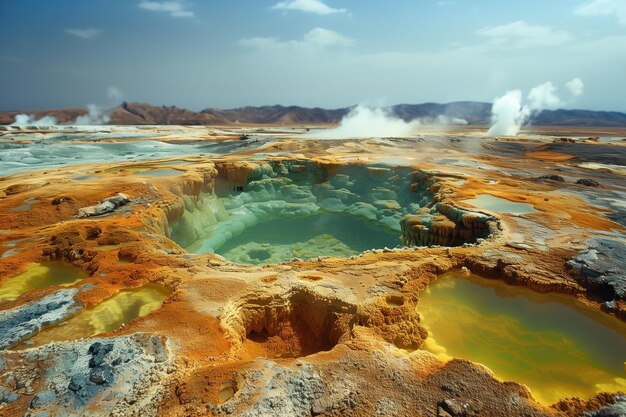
[
  {"x1": 0, "y1": 262, "x2": 88, "y2": 304},
  {"x1": 418, "y1": 271, "x2": 626, "y2": 405},
  {"x1": 18, "y1": 284, "x2": 171, "y2": 348}
]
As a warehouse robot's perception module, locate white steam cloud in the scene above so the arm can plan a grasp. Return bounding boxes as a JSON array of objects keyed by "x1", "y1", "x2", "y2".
[
  {"x1": 566, "y1": 77, "x2": 585, "y2": 97},
  {"x1": 315, "y1": 105, "x2": 419, "y2": 138},
  {"x1": 488, "y1": 78, "x2": 584, "y2": 136},
  {"x1": 72, "y1": 86, "x2": 124, "y2": 125},
  {"x1": 74, "y1": 104, "x2": 112, "y2": 125},
  {"x1": 487, "y1": 91, "x2": 530, "y2": 136},
  {"x1": 312, "y1": 105, "x2": 467, "y2": 139},
  {"x1": 527, "y1": 82, "x2": 562, "y2": 111},
  {"x1": 11, "y1": 114, "x2": 58, "y2": 126}
]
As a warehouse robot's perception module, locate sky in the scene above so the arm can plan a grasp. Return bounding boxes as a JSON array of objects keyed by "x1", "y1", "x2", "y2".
[{"x1": 1, "y1": 0, "x2": 625, "y2": 111}]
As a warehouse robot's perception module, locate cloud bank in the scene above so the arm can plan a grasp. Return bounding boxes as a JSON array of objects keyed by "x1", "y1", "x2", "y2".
[
  {"x1": 272, "y1": 0, "x2": 347, "y2": 15},
  {"x1": 576, "y1": 0, "x2": 626, "y2": 25},
  {"x1": 240, "y1": 28, "x2": 353, "y2": 51},
  {"x1": 138, "y1": 1, "x2": 194, "y2": 18},
  {"x1": 477, "y1": 21, "x2": 573, "y2": 47},
  {"x1": 65, "y1": 29, "x2": 102, "y2": 39}
]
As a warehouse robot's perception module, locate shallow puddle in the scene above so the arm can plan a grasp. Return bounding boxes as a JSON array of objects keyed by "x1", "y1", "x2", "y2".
[
  {"x1": 418, "y1": 271, "x2": 626, "y2": 404},
  {"x1": 10, "y1": 197, "x2": 38, "y2": 212},
  {"x1": 72, "y1": 174, "x2": 97, "y2": 181},
  {"x1": 19, "y1": 284, "x2": 171, "y2": 348},
  {"x1": 218, "y1": 386, "x2": 236, "y2": 403},
  {"x1": 216, "y1": 214, "x2": 401, "y2": 264},
  {"x1": 597, "y1": 136, "x2": 625, "y2": 143},
  {"x1": 0, "y1": 262, "x2": 88, "y2": 304},
  {"x1": 141, "y1": 168, "x2": 185, "y2": 177},
  {"x1": 462, "y1": 194, "x2": 537, "y2": 214}
]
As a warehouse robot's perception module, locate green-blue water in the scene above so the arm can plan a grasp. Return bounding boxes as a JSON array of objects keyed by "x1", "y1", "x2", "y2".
[
  {"x1": 217, "y1": 213, "x2": 401, "y2": 264},
  {"x1": 462, "y1": 194, "x2": 537, "y2": 214},
  {"x1": 419, "y1": 271, "x2": 626, "y2": 404}
]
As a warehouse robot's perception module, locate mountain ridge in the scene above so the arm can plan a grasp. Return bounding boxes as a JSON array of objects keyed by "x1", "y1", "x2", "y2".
[{"x1": 2, "y1": 101, "x2": 626, "y2": 127}]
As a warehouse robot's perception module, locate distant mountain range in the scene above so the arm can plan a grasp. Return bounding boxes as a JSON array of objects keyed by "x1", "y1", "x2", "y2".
[{"x1": 2, "y1": 101, "x2": 626, "y2": 126}]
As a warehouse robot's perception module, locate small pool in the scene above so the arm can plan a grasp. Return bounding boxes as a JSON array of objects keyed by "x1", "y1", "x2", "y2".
[
  {"x1": 141, "y1": 168, "x2": 185, "y2": 177},
  {"x1": 598, "y1": 136, "x2": 625, "y2": 143},
  {"x1": 418, "y1": 271, "x2": 626, "y2": 404},
  {"x1": 217, "y1": 213, "x2": 401, "y2": 264},
  {"x1": 462, "y1": 194, "x2": 537, "y2": 214},
  {"x1": 18, "y1": 284, "x2": 171, "y2": 348},
  {"x1": 0, "y1": 262, "x2": 88, "y2": 304}
]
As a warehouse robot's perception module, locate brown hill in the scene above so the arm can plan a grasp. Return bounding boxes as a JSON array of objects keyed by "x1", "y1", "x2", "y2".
[
  {"x1": 110, "y1": 102, "x2": 223, "y2": 125},
  {"x1": 202, "y1": 105, "x2": 346, "y2": 124},
  {"x1": 0, "y1": 108, "x2": 87, "y2": 125},
  {"x1": 2, "y1": 101, "x2": 626, "y2": 127}
]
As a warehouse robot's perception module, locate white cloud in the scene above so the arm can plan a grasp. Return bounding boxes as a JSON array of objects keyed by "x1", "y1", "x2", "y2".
[
  {"x1": 566, "y1": 78, "x2": 585, "y2": 96},
  {"x1": 477, "y1": 21, "x2": 573, "y2": 47},
  {"x1": 303, "y1": 27, "x2": 353, "y2": 46},
  {"x1": 576, "y1": 0, "x2": 626, "y2": 25},
  {"x1": 65, "y1": 28, "x2": 102, "y2": 39},
  {"x1": 527, "y1": 82, "x2": 562, "y2": 110},
  {"x1": 240, "y1": 28, "x2": 353, "y2": 51},
  {"x1": 138, "y1": 1, "x2": 194, "y2": 18},
  {"x1": 272, "y1": 0, "x2": 347, "y2": 15}
]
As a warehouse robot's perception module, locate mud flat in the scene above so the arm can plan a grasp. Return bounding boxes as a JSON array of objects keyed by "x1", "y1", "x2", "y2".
[{"x1": 0, "y1": 125, "x2": 624, "y2": 416}]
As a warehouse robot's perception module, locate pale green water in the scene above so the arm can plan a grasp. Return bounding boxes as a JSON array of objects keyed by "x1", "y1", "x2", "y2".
[
  {"x1": 142, "y1": 168, "x2": 185, "y2": 177},
  {"x1": 419, "y1": 272, "x2": 626, "y2": 404},
  {"x1": 217, "y1": 213, "x2": 401, "y2": 264},
  {"x1": 0, "y1": 262, "x2": 88, "y2": 304},
  {"x1": 462, "y1": 194, "x2": 537, "y2": 214},
  {"x1": 72, "y1": 174, "x2": 97, "y2": 181}
]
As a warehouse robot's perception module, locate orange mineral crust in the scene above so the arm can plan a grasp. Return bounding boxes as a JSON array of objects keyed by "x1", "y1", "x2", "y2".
[{"x1": 0, "y1": 125, "x2": 624, "y2": 417}]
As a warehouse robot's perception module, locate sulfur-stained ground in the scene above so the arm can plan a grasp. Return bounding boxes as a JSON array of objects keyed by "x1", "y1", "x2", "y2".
[{"x1": 0, "y1": 125, "x2": 624, "y2": 417}]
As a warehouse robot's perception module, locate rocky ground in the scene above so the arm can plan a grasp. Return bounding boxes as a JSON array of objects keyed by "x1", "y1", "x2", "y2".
[{"x1": 0, "y1": 125, "x2": 624, "y2": 416}]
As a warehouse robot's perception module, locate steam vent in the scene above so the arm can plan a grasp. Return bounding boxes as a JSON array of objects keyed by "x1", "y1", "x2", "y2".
[{"x1": 0, "y1": 123, "x2": 624, "y2": 417}]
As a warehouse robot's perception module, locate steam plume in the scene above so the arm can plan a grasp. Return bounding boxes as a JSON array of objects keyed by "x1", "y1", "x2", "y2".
[
  {"x1": 488, "y1": 79, "x2": 583, "y2": 136},
  {"x1": 72, "y1": 86, "x2": 124, "y2": 125},
  {"x1": 313, "y1": 105, "x2": 467, "y2": 139},
  {"x1": 11, "y1": 114, "x2": 58, "y2": 126}
]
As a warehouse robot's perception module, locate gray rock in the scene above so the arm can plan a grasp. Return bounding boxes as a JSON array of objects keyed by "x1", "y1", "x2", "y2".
[
  {"x1": 88, "y1": 342, "x2": 113, "y2": 368},
  {"x1": 78, "y1": 193, "x2": 130, "y2": 218},
  {"x1": 585, "y1": 396, "x2": 626, "y2": 417},
  {"x1": 0, "y1": 288, "x2": 80, "y2": 349},
  {"x1": 89, "y1": 364, "x2": 113, "y2": 385},
  {"x1": 0, "y1": 334, "x2": 170, "y2": 414},
  {"x1": 438, "y1": 398, "x2": 471, "y2": 417},
  {"x1": 537, "y1": 175, "x2": 565, "y2": 182},
  {"x1": 568, "y1": 237, "x2": 626, "y2": 300},
  {"x1": 577, "y1": 178, "x2": 600, "y2": 187},
  {"x1": 0, "y1": 386, "x2": 19, "y2": 404},
  {"x1": 30, "y1": 389, "x2": 56, "y2": 409},
  {"x1": 68, "y1": 373, "x2": 88, "y2": 394}
]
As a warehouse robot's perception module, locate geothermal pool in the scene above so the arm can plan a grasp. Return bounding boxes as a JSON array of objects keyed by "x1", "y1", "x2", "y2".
[
  {"x1": 170, "y1": 161, "x2": 494, "y2": 262},
  {"x1": 18, "y1": 284, "x2": 171, "y2": 349},
  {"x1": 461, "y1": 194, "x2": 537, "y2": 214},
  {"x1": 216, "y1": 213, "x2": 401, "y2": 264},
  {"x1": 419, "y1": 271, "x2": 626, "y2": 404},
  {"x1": 0, "y1": 262, "x2": 88, "y2": 304}
]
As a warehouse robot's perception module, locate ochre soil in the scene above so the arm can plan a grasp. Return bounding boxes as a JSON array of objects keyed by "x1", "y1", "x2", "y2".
[{"x1": 0, "y1": 126, "x2": 624, "y2": 416}]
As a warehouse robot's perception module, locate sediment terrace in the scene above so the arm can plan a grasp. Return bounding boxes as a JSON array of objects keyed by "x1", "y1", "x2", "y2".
[{"x1": 0, "y1": 126, "x2": 624, "y2": 416}]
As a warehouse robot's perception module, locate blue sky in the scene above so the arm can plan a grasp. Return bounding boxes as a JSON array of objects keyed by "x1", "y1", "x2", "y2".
[{"x1": 1, "y1": 0, "x2": 625, "y2": 111}]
